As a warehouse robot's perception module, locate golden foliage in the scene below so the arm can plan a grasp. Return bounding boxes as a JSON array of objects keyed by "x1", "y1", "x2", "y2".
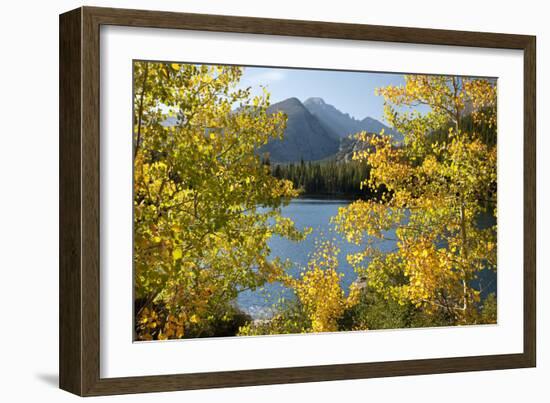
[
  {"x1": 335, "y1": 75, "x2": 497, "y2": 324},
  {"x1": 287, "y1": 241, "x2": 359, "y2": 332},
  {"x1": 133, "y1": 62, "x2": 306, "y2": 339}
]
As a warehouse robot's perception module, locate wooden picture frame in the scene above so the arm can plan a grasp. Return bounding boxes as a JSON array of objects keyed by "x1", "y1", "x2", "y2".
[{"x1": 59, "y1": 6, "x2": 536, "y2": 396}]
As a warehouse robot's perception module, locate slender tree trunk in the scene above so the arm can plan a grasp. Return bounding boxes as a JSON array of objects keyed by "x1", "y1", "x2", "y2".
[
  {"x1": 460, "y1": 196, "x2": 469, "y2": 314},
  {"x1": 134, "y1": 63, "x2": 149, "y2": 160}
]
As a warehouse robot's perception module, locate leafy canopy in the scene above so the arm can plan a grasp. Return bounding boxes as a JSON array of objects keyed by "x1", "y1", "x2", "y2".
[
  {"x1": 334, "y1": 75, "x2": 497, "y2": 324},
  {"x1": 133, "y1": 62, "x2": 306, "y2": 340}
]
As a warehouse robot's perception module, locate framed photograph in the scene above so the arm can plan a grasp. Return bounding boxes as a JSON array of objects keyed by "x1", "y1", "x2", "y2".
[{"x1": 59, "y1": 6, "x2": 536, "y2": 396}]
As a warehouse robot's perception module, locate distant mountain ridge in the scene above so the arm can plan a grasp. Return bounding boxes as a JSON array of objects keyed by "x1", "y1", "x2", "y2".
[
  {"x1": 163, "y1": 96, "x2": 400, "y2": 163},
  {"x1": 261, "y1": 97, "x2": 400, "y2": 163},
  {"x1": 259, "y1": 98, "x2": 340, "y2": 162},
  {"x1": 303, "y1": 97, "x2": 400, "y2": 140},
  {"x1": 303, "y1": 97, "x2": 363, "y2": 139}
]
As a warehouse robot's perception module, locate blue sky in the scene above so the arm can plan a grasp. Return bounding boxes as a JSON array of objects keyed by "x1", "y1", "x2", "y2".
[{"x1": 238, "y1": 66, "x2": 408, "y2": 122}]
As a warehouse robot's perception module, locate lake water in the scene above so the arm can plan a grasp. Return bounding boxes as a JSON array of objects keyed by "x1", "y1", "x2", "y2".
[
  {"x1": 236, "y1": 198, "x2": 395, "y2": 319},
  {"x1": 236, "y1": 198, "x2": 497, "y2": 319}
]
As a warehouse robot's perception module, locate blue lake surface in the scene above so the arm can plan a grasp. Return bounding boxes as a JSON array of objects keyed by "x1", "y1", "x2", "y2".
[
  {"x1": 236, "y1": 199, "x2": 497, "y2": 319},
  {"x1": 236, "y1": 198, "x2": 394, "y2": 319}
]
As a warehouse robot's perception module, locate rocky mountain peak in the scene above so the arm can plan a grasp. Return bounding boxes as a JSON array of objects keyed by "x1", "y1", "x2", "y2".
[{"x1": 304, "y1": 97, "x2": 326, "y2": 106}]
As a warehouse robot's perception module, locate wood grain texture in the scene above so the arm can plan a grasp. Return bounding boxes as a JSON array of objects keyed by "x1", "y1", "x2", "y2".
[
  {"x1": 81, "y1": 6, "x2": 102, "y2": 396},
  {"x1": 59, "y1": 8, "x2": 82, "y2": 396},
  {"x1": 59, "y1": 6, "x2": 537, "y2": 396},
  {"x1": 85, "y1": 6, "x2": 532, "y2": 49},
  {"x1": 523, "y1": 37, "x2": 537, "y2": 367}
]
